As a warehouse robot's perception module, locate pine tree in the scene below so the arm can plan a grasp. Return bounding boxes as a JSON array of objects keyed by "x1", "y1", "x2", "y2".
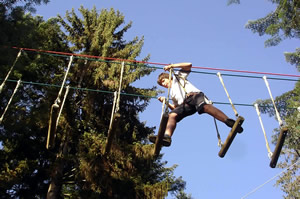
[
  {"x1": 0, "y1": 5, "x2": 190, "y2": 198},
  {"x1": 52, "y1": 6, "x2": 189, "y2": 198}
]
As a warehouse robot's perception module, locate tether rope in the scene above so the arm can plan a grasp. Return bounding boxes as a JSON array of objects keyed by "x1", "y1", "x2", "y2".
[
  {"x1": 254, "y1": 103, "x2": 273, "y2": 159},
  {"x1": 217, "y1": 72, "x2": 239, "y2": 117},
  {"x1": 0, "y1": 79, "x2": 21, "y2": 123},
  {"x1": 0, "y1": 50, "x2": 22, "y2": 94},
  {"x1": 263, "y1": 76, "x2": 284, "y2": 126}
]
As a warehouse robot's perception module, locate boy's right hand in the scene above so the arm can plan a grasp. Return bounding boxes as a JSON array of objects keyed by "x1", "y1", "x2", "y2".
[{"x1": 158, "y1": 96, "x2": 166, "y2": 103}]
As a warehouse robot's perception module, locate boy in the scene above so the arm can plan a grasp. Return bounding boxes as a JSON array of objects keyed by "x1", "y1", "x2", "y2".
[{"x1": 149, "y1": 62, "x2": 243, "y2": 147}]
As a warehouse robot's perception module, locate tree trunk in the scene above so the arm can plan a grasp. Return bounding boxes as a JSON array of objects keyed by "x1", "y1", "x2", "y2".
[{"x1": 47, "y1": 138, "x2": 69, "y2": 199}]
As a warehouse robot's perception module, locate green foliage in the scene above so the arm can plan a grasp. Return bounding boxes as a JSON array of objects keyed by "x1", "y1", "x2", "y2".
[
  {"x1": 255, "y1": 81, "x2": 300, "y2": 198},
  {"x1": 284, "y1": 48, "x2": 300, "y2": 70}
]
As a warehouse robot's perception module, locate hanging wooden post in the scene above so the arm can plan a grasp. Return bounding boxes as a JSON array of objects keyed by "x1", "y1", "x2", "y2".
[
  {"x1": 153, "y1": 68, "x2": 173, "y2": 157},
  {"x1": 217, "y1": 72, "x2": 244, "y2": 158},
  {"x1": 47, "y1": 56, "x2": 73, "y2": 149},
  {"x1": 0, "y1": 80, "x2": 21, "y2": 124},
  {"x1": 104, "y1": 62, "x2": 124, "y2": 154},
  {"x1": 0, "y1": 50, "x2": 22, "y2": 94},
  {"x1": 263, "y1": 76, "x2": 288, "y2": 168}
]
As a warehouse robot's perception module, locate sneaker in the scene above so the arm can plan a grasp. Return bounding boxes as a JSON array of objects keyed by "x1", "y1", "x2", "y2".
[
  {"x1": 149, "y1": 134, "x2": 172, "y2": 147},
  {"x1": 225, "y1": 119, "x2": 243, "y2": 133}
]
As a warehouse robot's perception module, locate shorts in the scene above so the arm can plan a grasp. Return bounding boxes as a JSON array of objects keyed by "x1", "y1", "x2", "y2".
[{"x1": 170, "y1": 92, "x2": 211, "y2": 122}]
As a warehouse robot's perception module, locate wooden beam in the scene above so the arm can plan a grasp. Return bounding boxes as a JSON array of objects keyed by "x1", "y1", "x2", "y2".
[
  {"x1": 270, "y1": 127, "x2": 288, "y2": 168},
  {"x1": 218, "y1": 116, "x2": 244, "y2": 158},
  {"x1": 154, "y1": 113, "x2": 169, "y2": 157}
]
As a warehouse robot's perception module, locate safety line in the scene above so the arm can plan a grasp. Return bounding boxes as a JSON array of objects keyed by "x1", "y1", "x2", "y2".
[
  {"x1": 2, "y1": 78, "x2": 298, "y2": 110},
  {"x1": 240, "y1": 159, "x2": 300, "y2": 199},
  {"x1": 9, "y1": 46, "x2": 300, "y2": 79}
]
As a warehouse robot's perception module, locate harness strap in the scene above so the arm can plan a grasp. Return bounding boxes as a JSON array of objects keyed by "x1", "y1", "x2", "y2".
[
  {"x1": 165, "y1": 68, "x2": 173, "y2": 113},
  {"x1": 174, "y1": 73, "x2": 188, "y2": 95}
]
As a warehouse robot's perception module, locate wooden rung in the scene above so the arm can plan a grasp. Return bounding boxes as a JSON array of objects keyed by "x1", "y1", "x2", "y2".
[
  {"x1": 46, "y1": 104, "x2": 59, "y2": 149},
  {"x1": 270, "y1": 127, "x2": 288, "y2": 168},
  {"x1": 104, "y1": 113, "x2": 121, "y2": 154},
  {"x1": 218, "y1": 116, "x2": 244, "y2": 158},
  {"x1": 154, "y1": 113, "x2": 169, "y2": 157}
]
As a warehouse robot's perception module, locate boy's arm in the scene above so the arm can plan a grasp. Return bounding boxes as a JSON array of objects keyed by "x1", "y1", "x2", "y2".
[
  {"x1": 164, "y1": 62, "x2": 192, "y2": 72},
  {"x1": 158, "y1": 96, "x2": 176, "y2": 110}
]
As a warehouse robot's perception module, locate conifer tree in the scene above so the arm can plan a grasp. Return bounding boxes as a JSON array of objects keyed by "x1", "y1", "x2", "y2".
[{"x1": 52, "y1": 6, "x2": 189, "y2": 198}]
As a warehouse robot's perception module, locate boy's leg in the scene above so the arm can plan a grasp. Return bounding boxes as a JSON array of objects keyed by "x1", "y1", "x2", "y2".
[
  {"x1": 165, "y1": 112, "x2": 178, "y2": 137},
  {"x1": 203, "y1": 104, "x2": 243, "y2": 133},
  {"x1": 203, "y1": 104, "x2": 228, "y2": 122}
]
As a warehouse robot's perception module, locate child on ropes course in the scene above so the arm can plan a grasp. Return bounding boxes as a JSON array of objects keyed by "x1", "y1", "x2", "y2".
[{"x1": 149, "y1": 62, "x2": 243, "y2": 147}]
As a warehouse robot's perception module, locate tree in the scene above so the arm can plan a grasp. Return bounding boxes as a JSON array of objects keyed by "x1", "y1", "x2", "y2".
[
  {"x1": 0, "y1": 5, "x2": 191, "y2": 198},
  {"x1": 0, "y1": 7, "x2": 69, "y2": 199},
  {"x1": 227, "y1": 1, "x2": 299, "y2": 198},
  {"x1": 51, "y1": 6, "x2": 189, "y2": 198}
]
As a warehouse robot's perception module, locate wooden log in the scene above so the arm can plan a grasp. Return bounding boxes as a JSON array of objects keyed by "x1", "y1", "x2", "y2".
[
  {"x1": 154, "y1": 113, "x2": 169, "y2": 157},
  {"x1": 218, "y1": 116, "x2": 244, "y2": 158},
  {"x1": 270, "y1": 127, "x2": 288, "y2": 168}
]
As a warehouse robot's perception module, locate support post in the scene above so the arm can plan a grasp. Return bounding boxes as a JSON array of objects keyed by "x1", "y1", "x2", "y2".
[
  {"x1": 270, "y1": 127, "x2": 288, "y2": 168},
  {"x1": 218, "y1": 116, "x2": 244, "y2": 158}
]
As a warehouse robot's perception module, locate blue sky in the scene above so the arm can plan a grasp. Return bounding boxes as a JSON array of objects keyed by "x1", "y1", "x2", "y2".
[{"x1": 35, "y1": 1, "x2": 299, "y2": 198}]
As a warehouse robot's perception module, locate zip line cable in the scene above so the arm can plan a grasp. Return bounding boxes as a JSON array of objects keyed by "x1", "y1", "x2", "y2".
[
  {"x1": 8, "y1": 46, "x2": 300, "y2": 79},
  {"x1": 0, "y1": 47, "x2": 298, "y2": 110}
]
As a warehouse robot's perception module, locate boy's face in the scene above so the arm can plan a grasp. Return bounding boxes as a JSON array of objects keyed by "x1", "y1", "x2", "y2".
[{"x1": 161, "y1": 78, "x2": 171, "y2": 88}]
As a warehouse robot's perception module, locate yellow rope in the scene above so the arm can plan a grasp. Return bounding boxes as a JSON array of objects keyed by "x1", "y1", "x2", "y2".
[
  {"x1": 254, "y1": 103, "x2": 273, "y2": 159},
  {"x1": 217, "y1": 72, "x2": 238, "y2": 117},
  {"x1": 0, "y1": 79, "x2": 21, "y2": 123}
]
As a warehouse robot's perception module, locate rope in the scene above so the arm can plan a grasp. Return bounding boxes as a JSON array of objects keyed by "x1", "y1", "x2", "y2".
[
  {"x1": 0, "y1": 79, "x2": 21, "y2": 123},
  {"x1": 213, "y1": 117, "x2": 223, "y2": 147},
  {"x1": 0, "y1": 50, "x2": 22, "y2": 94},
  {"x1": 55, "y1": 85, "x2": 70, "y2": 128},
  {"x1": 263, "y1": 76, "x2": 283, "y2": 126},
  {"x1": 240, "y1": 159, "x2": 300, "y2": 199},
  {"x1": 217, "y1": 72, "x2": 239, "y2": 117},
  {"x1": 54, "y1": 55, "x2": 73, "y2": 108},
  {"x1": 254, "y1": 103, "x2": 273, "y2": 159},
  {"x1": 2, "y1": 78, "x2": 298, "y2": 110},
  {"x1": 164, "y1": 68, "x2": 173, "y2": 113},
  {"x1": 115, "y1": 62, "x2": 125, "y2": 113}
]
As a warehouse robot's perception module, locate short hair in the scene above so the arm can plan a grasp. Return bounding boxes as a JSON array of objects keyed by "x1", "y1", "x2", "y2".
[{"x1": 157, "y1": 73, "x2": 172, "y2": 86}]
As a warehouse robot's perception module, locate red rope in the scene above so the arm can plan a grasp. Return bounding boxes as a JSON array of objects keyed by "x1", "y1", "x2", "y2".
[{"x1": 12, "y1": 46, "x2": 300, "y2": 78}]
